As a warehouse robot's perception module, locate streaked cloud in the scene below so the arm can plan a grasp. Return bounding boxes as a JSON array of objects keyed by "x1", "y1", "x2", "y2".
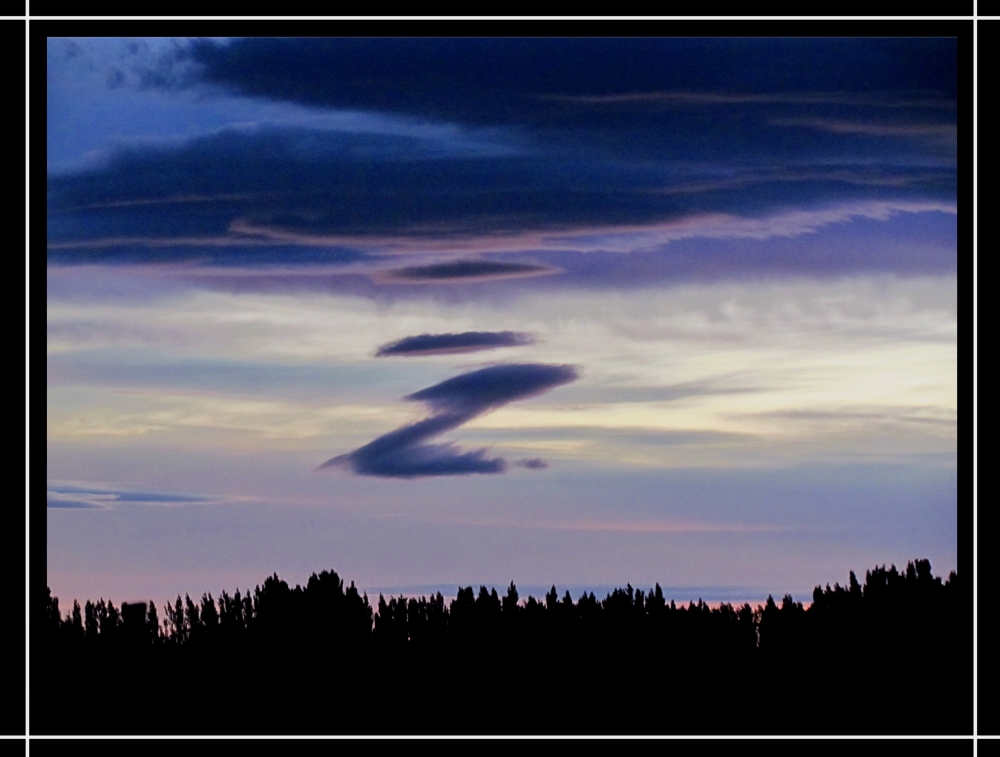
[
  {"x1": 46, "y1": 390, "x2": 419, "y2": 442},
  {"x1": 540, "y1": 91, "x2": 955, "y2": 108},
  {"x1": 46, "y1": 482, "x2": 238, "y2": 508},
  {"x1": 771, "y1": 118, "x2": 956, "y2": 142},
  {"x1": 47, "y1": 202, "x2": 956, "y2": 294},
  {"x1": 46, "y1": 273, "x2": 956, "y2": 468}
]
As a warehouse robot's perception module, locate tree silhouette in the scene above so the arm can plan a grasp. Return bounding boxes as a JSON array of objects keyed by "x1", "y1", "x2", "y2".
[{"x1": 38, "y1": 557, "x2": 967, "y2": 735}]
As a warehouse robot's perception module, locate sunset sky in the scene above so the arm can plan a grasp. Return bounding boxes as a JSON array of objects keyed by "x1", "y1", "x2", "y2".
[{"x1": 46, "y1": 37, "x2": 957, "y2": 606}]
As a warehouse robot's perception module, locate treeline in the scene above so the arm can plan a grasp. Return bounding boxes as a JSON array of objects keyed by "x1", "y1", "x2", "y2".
[
  {"x1": 38, "y1": 559, "x2": 967, "y2": 735},
  {"x1": 44, "y1": 559, "x2": 958, "y2": 655}
]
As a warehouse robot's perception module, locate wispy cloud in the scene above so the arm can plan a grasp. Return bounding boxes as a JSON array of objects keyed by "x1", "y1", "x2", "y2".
[
  {"x1": 513, "y1": 457, "x2": 548, "y2": 469},
  {"x1": 375, "y1": 331, "x2": 535, "y2": 357},
  {"x1": 771, "y1": 118, "x2": 956, "y2": 142},
  {"x1": 50, "y1": 200, "x2": 955, "y2": 266},
  {"x1": 46, "y1": 482, "x2": 240, "y2": 508},
  {"x1": 318, "y1": 363, "x2": 579, "y2": 478},
  {"x1": 541, "y1": 91, "x2": 955, "y2": 108}
]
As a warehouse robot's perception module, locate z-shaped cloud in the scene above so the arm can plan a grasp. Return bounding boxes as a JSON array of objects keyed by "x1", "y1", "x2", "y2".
[{"x1": 317, "y1": 363, "x2": 579, "y2": 478}]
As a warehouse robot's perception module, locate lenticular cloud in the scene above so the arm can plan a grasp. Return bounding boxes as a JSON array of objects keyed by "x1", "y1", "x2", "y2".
[
  {"x1": 381, "y1": 260, "x2": 555, "y2": 283},
  {"x1": 318, "y1": 363, "x2": 578, "y2": 478},
  {"x1": 375, "y1": 331, "x2": 535, "y2": 357}
]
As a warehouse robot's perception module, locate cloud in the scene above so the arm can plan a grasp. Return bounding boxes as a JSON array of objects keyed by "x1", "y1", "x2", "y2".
[
  {"x1": 540, "y1": 91, "x2": 955, "y2": 108},
  {"x1": 379, "y1": 260, "x2": 557, "y2": 283},
  {"x1": 46, "y1": 493, "x2": 108, "y2": 509},
  {"x1": 318, "y1": 363, "x2": 579, "y2": 478},
  {"x1": 375, "y1": 331, "x2": 535, "y2": 356},
  {"x1": 147, "y1": 38, "x2": 957, "y2": 125},
  {"x1": 238, "y1": 199, "x2": 954, "y2": 255},
  {"x1": 513, "y1": 458, "x2": 548, "y2": 469},
  {"x1": 770, "y1": 118, "x2": 956, "y2": 143},
  {"x1": 46, "y1": 483, "x2": 233, "y2": 508},
  {"x1": 46, "y1": 113, "x2": 954, "y2": 256},
  {"x1": 404, "y1": 363, "x2": 579, "y2": 412},
  {"x1": 47, "y1": 39, "x2": 955, "y2": 286}
]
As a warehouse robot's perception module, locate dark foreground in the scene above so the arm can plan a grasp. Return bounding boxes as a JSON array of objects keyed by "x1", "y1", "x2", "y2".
[{"x1": 36, "y1": 559, "x2": 968, "y2": 735}]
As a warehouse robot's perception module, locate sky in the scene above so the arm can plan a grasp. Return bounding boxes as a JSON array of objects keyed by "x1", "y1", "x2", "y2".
[{"x1": 46, "y1": 37, "x2": 958, "y2": 608}]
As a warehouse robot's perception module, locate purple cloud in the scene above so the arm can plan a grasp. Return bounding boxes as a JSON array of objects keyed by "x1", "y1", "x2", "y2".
[
  {"x1": 318, "y1": 363, "x2": 578, "y2": 478},
  {"x1": 379, "y1": 260, "x2": 556, "y2": 283},
  {"x1": 375, "y1": 331, "x2": 535, "y2": 357}
]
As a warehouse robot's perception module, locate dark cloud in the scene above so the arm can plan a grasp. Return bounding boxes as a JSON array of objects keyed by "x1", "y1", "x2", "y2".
[
  {"x1": 161, "y1": 38, "x2": 957, "y2": 126},
  {"x1": 318, "y1": 363, "x2": 579, "y2": 478},
  {"x1": 46, "y1": 126, "x2": 741, "y2": 252},
  {"x1": 381, "y1": 261, "x2": 556, "y2": 283},
  {"x1": 53, "y1": 125, "x2": 901, "y2": 249},
  {"x1": 375, "y1": 331, "x2": 535, "y2": 357},
  {"x1": 404, "y1": 363, "x2": 578, "y2": 413},
  {"x1": 46, "y1": 124, "x2": 954, "y2": 271},
  {"x1": 48, "y1": 39, "x2": 955, "y2": 270}
]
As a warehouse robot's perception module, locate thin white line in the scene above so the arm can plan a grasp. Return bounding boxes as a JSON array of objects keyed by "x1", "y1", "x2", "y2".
[
  {"x1": 972, "y1": 14, "x2": 980, "y2": 740},
  {"x1": 16, "y1": 733, "x2": 984, "y2": 739},
  {"x1": 23, "y1": 13, "x2": 29, "y2": 743},
  {"x1": 19, "y1": 15, "x2": 981, "y2": 20},
  {"x1": 28, "y1": 17, "x2": 972, "y2": 741}
]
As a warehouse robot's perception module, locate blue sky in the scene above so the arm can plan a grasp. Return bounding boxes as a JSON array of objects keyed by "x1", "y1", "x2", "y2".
[{"x1": 47, "y1": 37, "x2": 957, "y2": 606}]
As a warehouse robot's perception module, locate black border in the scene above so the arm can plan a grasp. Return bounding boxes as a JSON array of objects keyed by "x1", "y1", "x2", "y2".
[
  {"x1": 18, "y1": 738, "x2": 979, "y2": 756},
  {"x1": 4, "y1": 14, "x2": 25, "y2": 741},
  {"x1": 976, "y1": 17, "x2": 992, "y2": 739},
  {"x1": 24, "y1": 4, "x2": 976, "y2": 18},
  {"x1": 30, "y1": 19, "x2": 973, "y2": 737}
]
